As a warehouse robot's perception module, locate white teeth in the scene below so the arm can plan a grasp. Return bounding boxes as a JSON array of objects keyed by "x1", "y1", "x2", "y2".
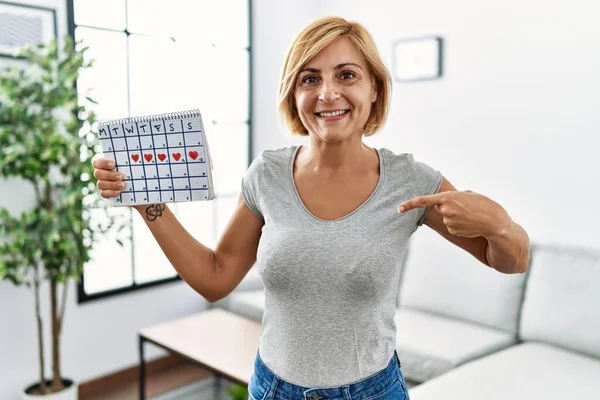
[{"x1": 318, "y1": 110, "x2": 347, "y2": 117}]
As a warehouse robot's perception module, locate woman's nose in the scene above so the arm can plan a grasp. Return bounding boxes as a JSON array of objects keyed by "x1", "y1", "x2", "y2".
[{"x1": 318, "y1": 81, "x2": 341, "y2": 102}]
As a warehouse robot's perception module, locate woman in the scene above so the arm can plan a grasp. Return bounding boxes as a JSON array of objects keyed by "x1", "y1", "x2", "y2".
[{"x1": 93, "y1": 16, "x2": 529, "y2": 400}]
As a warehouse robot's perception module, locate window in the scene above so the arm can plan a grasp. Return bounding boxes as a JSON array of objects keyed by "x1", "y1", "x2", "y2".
[{"x1": 69, "y1": 0, "x2": 252, "y2": 302}]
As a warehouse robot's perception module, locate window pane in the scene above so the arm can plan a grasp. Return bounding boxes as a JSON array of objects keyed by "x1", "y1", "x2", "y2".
[
  {"x1": 175, "y1": 201, "x2": 216, "y2": 249},
  {"x1": 74, "y1": 0, "x2": 126, "y2": 30},
  {"x1": 128, "y1": 35, "x2": 179, "y2": 116},
  {"x1": 215, "y1": 195, "x2": 240, "y2": 241},
  {"x1": 171, "y1": 0, "x2": 249, "y2": 49},
  {"x1": 126, "y1": 0, "x2": 171, "y2": 36},
  {"x1": 132, "y1": 42, "x2": 249, "y2": 123},
  {"x1": 204, "y1": 48, "x2": 249, "y2": 122},
  {"x1": 83, "y1": 208, "x2": 132, "y2": 294},
  {"x1": 76, "y1": 27, "x2": 128, "y2": 120},
  {"x1": 127, "y1": 0, "x2": 248, "y2": 48},
  {"x1": 75, "y1": 0, "x2": 250, "y2": 299},
  {"x1": 174, "y1": 46, "x2": 248, "y2": 123},
  {"x1": 164, "y1": 42, "x2": 213, "y2": 115},
  {"x1": 132, "y1": 210, "x2": 177, "y2": 284},
  {"x1": 205, "y1": 122, "x2": 248, "y2": 195}
]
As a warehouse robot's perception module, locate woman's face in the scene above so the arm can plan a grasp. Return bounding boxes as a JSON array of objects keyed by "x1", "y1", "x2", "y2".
[{"x1": 295, "y1": 37, "x2": 377, "y2": 142}]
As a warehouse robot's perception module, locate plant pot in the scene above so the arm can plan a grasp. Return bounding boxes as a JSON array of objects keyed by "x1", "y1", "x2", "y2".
[{"x1": 22, "y1": 379, "x2": 78, "y2": 400}]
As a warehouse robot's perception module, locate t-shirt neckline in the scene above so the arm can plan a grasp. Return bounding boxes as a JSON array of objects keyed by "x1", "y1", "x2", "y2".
[{"x1": 287, "y1": 145, "x2": 386, "y2": 228}]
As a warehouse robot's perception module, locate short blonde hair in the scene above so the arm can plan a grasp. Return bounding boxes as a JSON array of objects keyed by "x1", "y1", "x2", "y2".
[{"x1": 278, "y1": 16, "x2": 392, "y2": 137}]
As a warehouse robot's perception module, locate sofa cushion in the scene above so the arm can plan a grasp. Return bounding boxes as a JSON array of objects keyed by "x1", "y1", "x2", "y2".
[
  {"x1": 235, "y1": 267, "x2": 264, "y2": 292},
  {"x1": 395, "y1": 307, "x2": 516, "y2": 383},
  {"x1": 409, "y1": 342, "x2": 600, "y2": 400},
  {"x1": 399, "y1": 228, "x2": 527, "y2": 333},
  {"x1": 226, "y1": 290, "x2": 265, "y2": 323},
  {"x1": 520, "y1": 245, "x2": 600, "y2": 358}
]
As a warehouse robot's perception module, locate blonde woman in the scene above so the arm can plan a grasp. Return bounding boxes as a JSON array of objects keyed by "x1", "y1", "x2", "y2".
[{"x1": 93, "y1": 16, "x2": 529, "y2": 400}]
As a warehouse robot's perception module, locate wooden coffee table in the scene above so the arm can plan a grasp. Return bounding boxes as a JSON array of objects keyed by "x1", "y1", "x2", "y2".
[{"x1": 138, "y1": 308, "x2": 262, "y2": 400}]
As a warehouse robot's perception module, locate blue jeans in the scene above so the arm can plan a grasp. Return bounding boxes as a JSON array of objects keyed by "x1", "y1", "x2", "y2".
[{"x1": 248, "y1": 350, "x2": 410, "y2": 400}]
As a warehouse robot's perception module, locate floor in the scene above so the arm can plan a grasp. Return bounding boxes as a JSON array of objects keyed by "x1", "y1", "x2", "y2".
[
  {"x1": 154, "y1": 379, "x2": 234, "y2": 400},
  {"x1": 82, "y1": 362, "x2": 216, "y2": 400}
]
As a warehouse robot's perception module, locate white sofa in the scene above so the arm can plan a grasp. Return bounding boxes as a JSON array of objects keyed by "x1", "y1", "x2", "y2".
[{"x1": 214, "y1": 228, "x2": 600, "y2": 399}]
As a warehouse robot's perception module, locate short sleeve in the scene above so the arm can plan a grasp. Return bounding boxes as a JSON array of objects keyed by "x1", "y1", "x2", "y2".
[
  {"x1": 412, "y1": 159, "x2": 443, "y2": 227},
  {"x1": 241, "y1": 152, "x2": 264, "y2": 222}
]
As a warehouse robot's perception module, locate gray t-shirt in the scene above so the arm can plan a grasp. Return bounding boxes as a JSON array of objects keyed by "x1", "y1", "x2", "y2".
[{"x1": 241, "y1": 145, "x2": 442, "y2": 387}]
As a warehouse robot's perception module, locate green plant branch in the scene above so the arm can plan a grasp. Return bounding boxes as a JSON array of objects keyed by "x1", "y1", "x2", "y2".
[
  {"x1": 33, "y1": 262, "x2": 46, "y2": 393},
  {"x1": 57, "y1": 279, "x2": 68, "y2": 337},
  {"x1": 0, "y1": 36, "x2": 125, "y2": 394}
]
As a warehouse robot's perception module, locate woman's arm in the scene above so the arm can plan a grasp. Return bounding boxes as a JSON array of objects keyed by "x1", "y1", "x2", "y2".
[
  {"x1": 134, "y1": 193, "x2": 263, "y2": 301},
  {"x1": 398, "y1": 177, "x2": 530, "y2": 274}
]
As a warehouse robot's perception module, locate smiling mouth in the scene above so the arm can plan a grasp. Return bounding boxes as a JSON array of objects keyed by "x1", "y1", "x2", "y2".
[{"x1": 315, "y1": 110, "x2": 350, "y2": 118}]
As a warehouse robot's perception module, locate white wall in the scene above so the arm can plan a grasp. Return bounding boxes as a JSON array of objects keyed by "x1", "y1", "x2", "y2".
[
  {"x1": 251, "y1": 0, "x2": 316, "y2": 152},
  {"x1": 253, "y1": 0, "x2": 600, "y2": 250}
]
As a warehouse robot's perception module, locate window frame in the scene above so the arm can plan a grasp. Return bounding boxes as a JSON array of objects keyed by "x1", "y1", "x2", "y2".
[{"x1": 68, "y1": 0, "x2": 254, "y2": 304}]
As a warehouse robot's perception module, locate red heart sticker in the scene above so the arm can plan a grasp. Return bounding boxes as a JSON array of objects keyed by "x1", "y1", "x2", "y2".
[
  {"x1": 144, "y1": 154, "x2": 153, "y2": 162},
  {"x1": 188, "y1": 151, "x2": 199, "y2": 160},
  {"x1": 158, "y1": 153, "x2": 166, "y2": 162},
  {"x1": 172, "y1": 153, "x2": 181, "y2": 161},
  {"x1": 131, "y1": 154, "x2": 139, "y2": 162}
]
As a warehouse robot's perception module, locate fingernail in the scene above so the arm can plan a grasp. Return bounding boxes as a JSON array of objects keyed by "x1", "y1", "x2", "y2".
[
  {"x1": 107, "y1": 161, "x2": 115, "y2": 169},
  {"x1": 117, "y1": 173, "x2": 124, "y2": 180},
  {"x1": 397, "y1": 206, "x2": 405, "y2": 213},
  {"x1": 119, "y1": 183, "x2": 126, "y2": 189}
]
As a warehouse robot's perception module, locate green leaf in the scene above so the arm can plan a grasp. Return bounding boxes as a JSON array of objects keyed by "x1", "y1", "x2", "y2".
[{"x1": 0, "y1": 35, "x2": 127, "y2": 292}]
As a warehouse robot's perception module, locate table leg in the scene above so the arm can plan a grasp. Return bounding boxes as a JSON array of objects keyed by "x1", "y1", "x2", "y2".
[{"x1": 139, "y1": 336, "x2": 146, "y2": 400}]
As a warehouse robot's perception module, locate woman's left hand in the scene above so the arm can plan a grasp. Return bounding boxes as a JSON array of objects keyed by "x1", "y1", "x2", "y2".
[{"x1": 397, "y1": 190, "x2": 513, "y2": 239}]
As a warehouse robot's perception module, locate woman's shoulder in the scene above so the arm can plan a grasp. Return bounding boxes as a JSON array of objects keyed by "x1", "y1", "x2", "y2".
[
  {"x1": 251, "y1": 146, "x2": 296, "y2": 170},
  {"x1": 258, "y1": 146, "x2": 296, "y2": 166},
  {"x1": 378, "y1": 147, "x2": 439, "y2": 176},
  {"x1": 378, "y1": 147, "x2": 417, "y2": 167},
  {"x1": 245, "y1": 146, "x2": 297, "y2": 180}
]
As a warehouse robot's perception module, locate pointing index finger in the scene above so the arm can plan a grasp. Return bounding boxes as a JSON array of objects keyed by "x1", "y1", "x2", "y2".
[{"x1": 398, "y1": 193, "x2": 445, "y2": 213}]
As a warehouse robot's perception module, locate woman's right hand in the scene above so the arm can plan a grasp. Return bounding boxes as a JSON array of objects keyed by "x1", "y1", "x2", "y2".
[{"x1": 92, "y1": 156, "x2": 126, "y2": 199}]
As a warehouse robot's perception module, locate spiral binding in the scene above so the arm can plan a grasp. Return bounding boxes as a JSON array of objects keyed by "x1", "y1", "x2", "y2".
[{"x1": 98, "y1": 109, "x2": 201, "y2": 128}]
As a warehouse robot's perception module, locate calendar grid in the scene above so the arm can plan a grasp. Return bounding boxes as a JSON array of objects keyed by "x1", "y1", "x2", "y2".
[
  {"x1": 148, "y1": 122, "x2": 161, "y2": 202},
  {"x1": 180, "y1": 119, "x2": 192, "y2": 200},
  {"x1": 162, "y1": 119, "x2": 176, "y2": 202},
  {"x1": 97, "y1": 109, "x2": 214, "y2": 206},
  {"x1": 121, "y1": 123, "x2": 137, "y2": 204},
  {"x1": 134, "y1": 122, "x2": 148, "y2": 203},
  {"x1": 106, "y1": 127, "x2": 124, "y2": 205}
]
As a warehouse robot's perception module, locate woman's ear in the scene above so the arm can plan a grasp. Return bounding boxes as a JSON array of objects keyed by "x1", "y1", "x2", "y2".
[{"x1": 371, "y1": 79, "x2": 378, "y2": 103}]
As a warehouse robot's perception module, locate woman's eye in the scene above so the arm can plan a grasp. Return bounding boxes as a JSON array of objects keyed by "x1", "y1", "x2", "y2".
[
  {"x1": 302, "y1": 75, "x2": 318, "y2": 84},
  {"x1": 341, "y1": 71, "x2": 356, "y2": 80}
]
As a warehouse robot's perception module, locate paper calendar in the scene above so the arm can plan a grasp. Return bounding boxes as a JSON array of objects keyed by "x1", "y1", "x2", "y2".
[{"x1": 97, "y1": 109, "x2": 215, "y2": 206}]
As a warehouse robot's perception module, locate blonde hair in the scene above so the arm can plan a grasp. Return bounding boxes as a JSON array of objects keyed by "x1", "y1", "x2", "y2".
[{"x1": 278, "y1": 16, "x2": 392, "y2": 136}]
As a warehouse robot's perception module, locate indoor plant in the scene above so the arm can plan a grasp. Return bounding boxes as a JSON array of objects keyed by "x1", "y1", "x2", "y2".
[
  {"x1": 228, "y1": 382, "x2": 250, "y2": 400},
  {"x1": 0, "y1": 36, "x2": 125, "y2": 398}
]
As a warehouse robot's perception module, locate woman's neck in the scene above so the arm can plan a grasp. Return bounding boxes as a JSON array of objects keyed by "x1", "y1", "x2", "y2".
[{"x1": 297, "y1": 135, "x2": 375, "y2": 176}]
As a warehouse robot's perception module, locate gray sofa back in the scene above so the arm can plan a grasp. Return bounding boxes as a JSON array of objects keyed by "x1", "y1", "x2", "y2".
[
  {"x1": 519, "y1": 244, "x2": 600, "y2": 359},
  {"x1": 399, "y1": 228, "x2": 528, "y2": 333}
]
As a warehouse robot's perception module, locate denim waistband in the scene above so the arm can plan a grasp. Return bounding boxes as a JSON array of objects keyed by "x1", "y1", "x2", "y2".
[{"x1": 249, "y1": 350, "x2": 407, "y2": 400}]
